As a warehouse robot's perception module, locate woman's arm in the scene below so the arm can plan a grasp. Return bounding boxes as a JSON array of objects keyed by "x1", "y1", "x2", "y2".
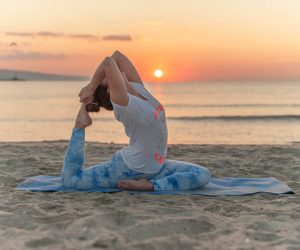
[
  {"x1": 78, "y1": 57, "x2": 107, "y2": 103},
  {"x1": 79, "y1": 50, "x2": 142, "y2": 104},
  {"x1": 79, "y1": 56, "x2": 129, "y2": 106},
  {"x1": 111, "y1": 50, "x2": 144, "y2": 85},
  {"x1": 102, "y1": 57, "x2": 128, "y2": 106}
]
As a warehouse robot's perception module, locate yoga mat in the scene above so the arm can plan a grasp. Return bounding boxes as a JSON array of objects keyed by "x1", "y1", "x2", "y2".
[{"x1": 16, "y1": 175, "x2": 294, "y2": 196}]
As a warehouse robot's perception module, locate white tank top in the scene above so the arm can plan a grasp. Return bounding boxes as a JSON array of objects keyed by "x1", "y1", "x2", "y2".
[{"x1": 111, "y1": 82, "x2": 168, "y2": 173}]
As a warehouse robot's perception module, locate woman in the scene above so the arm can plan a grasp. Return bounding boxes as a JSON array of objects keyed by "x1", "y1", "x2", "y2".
[{"x1": 61, "y1": 51, "x2": 211, "y2": 191}]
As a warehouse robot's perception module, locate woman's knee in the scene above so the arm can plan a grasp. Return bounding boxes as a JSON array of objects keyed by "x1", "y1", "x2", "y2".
[{"x1": 192, "y1": 166, "x2": 211, "y2": 187}]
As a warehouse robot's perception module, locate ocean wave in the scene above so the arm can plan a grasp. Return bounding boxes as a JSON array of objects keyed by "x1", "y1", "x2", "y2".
[
  {"x1": 167, "y1": 115, "x2": 300, "y2": 121},
  {"x1": 165, "y1": 103, "x2": 300, "y2": 108},
  {"x1": 0, "y1": 117, "x2": 115, "y2": 122},
  {"x1": 2, "y1": 115, "x2": 300, "y2": 123}
]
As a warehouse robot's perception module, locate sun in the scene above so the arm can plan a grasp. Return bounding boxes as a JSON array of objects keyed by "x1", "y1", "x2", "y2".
[{"x1": 154, "y1": 69, "x2": 164, "y2": 78}]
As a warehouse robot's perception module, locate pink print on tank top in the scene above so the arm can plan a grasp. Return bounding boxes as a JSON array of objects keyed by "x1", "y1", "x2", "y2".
[
  {"x1": 154, "y1": 152, "x2": 165, "y2": 164},
  {"x1": 153, "y1": 104, "x2": 164, "y2": 120}
]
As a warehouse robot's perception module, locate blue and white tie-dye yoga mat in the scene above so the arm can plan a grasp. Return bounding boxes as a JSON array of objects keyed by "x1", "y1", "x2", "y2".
[{"x1": 16, "y1": 175, "x2": 294, "y2": 196}]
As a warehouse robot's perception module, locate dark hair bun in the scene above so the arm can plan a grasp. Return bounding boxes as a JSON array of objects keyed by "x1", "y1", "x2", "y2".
[
  {"x1": 86, "y1": 102, "x2": 100, "y2": 112},
  {"x1": 93, "y1": 85, "x2": 113, "y2": 111}
]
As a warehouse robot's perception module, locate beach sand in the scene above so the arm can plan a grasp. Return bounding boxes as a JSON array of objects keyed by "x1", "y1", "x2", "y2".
[{"x1": 0, "y1": 141, "x2": 299, "y2": 250}]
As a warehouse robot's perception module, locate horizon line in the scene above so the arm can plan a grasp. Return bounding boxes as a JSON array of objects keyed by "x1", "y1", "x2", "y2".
[{"x1": 1, "y1": 68, "x2": 300, "y2": 83}]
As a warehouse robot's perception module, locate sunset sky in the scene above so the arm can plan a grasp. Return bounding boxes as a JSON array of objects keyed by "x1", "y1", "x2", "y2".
[{"x1": 1, "y1": 0, "x2": 300, "y2": 82}]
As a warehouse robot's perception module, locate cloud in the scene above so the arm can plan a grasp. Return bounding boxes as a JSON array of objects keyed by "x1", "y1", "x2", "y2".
[
  {"x1": 5, "y1": 31, "x2": 132, "y2": 42},
  {"x1": 0, "y1": 49, "x2": 68, "y2": 60},
  {"x1": 5, "y1": 31, "x2": 64, "y2": 37},
  {"x1": 35, "y1": 31, "x2": 64, "y2": 37},
  {"x1": 102, "y1": 35, "x2": 132, "y2": 41},
  {"x1": 69, "y1": 34, "x2": 99, "y2": 41}
]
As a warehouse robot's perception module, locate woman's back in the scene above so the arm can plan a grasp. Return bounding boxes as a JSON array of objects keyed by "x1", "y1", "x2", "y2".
[{"x1": 111, "y1": 82, "x2": 168, "y2": 173}]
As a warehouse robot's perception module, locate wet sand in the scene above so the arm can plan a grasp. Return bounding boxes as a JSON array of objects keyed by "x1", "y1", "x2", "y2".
[{"x1": 0, "y1": 141, "x2": 299, "y2": 250}]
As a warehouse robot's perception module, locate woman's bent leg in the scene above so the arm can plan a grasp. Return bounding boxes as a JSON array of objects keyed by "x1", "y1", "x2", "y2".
[{"x1": 150, "y1": 160, "x2": 211, "y2": 191}]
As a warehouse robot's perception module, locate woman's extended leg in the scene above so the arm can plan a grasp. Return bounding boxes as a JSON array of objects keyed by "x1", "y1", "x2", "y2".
[
  {"x1": 61, "y1": 131, "x2": 147, "y2": 190},
  {"x1": 61, "y1": 104, "x2": 148, "y2": 189},
  {"x1": 61, "y1": 127, "x2": 91, "y2": 188},
  {"x1": 60, "y1": 104, "x2": 94, "y2": 188}
]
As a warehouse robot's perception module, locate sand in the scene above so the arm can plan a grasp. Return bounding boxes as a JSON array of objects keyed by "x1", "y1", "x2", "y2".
[{"x1": 0, "y1": 141, "x2": 299, "y2": 250}]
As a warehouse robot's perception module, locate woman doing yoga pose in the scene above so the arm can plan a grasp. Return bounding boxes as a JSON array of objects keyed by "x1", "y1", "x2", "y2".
[{"x1": 61, "y1": 51, "x2": 211, "y2": 191}]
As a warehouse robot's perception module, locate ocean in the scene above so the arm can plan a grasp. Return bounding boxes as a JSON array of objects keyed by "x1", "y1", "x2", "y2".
[{"x1": 1, "y1": 80, "x2": 300, "y2": 144}]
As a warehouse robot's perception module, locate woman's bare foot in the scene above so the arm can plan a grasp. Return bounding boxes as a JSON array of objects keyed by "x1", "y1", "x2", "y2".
[
  {"x1": 118, "y1": 178, "x2": 154, "y2": 191},
  {"x1": 74, "y1": 104, "x2": 92, "y2": 128}
]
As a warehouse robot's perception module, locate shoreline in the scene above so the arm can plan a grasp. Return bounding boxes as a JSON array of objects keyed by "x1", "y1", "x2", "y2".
[
  {"x1": 1, "y1": 140, "x2": 299, "y2": 145},
  {"x1": 0, "y1": 142, "x2": 299, "y2": 249}
]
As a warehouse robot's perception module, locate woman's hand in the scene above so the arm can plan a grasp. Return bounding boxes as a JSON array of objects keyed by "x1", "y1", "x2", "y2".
[{"x1": 78, "y1": 84, "x2": 95, "y2": 104}]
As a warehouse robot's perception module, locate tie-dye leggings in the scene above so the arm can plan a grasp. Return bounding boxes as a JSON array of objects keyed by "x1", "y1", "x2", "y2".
[{"x1": 61, "y1": 128, "x2": 211, "y2": 191}]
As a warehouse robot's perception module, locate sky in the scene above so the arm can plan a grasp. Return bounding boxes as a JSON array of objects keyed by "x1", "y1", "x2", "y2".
[{"x1": 1, "y1": 0, "x2": 300, "y2": 82}]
